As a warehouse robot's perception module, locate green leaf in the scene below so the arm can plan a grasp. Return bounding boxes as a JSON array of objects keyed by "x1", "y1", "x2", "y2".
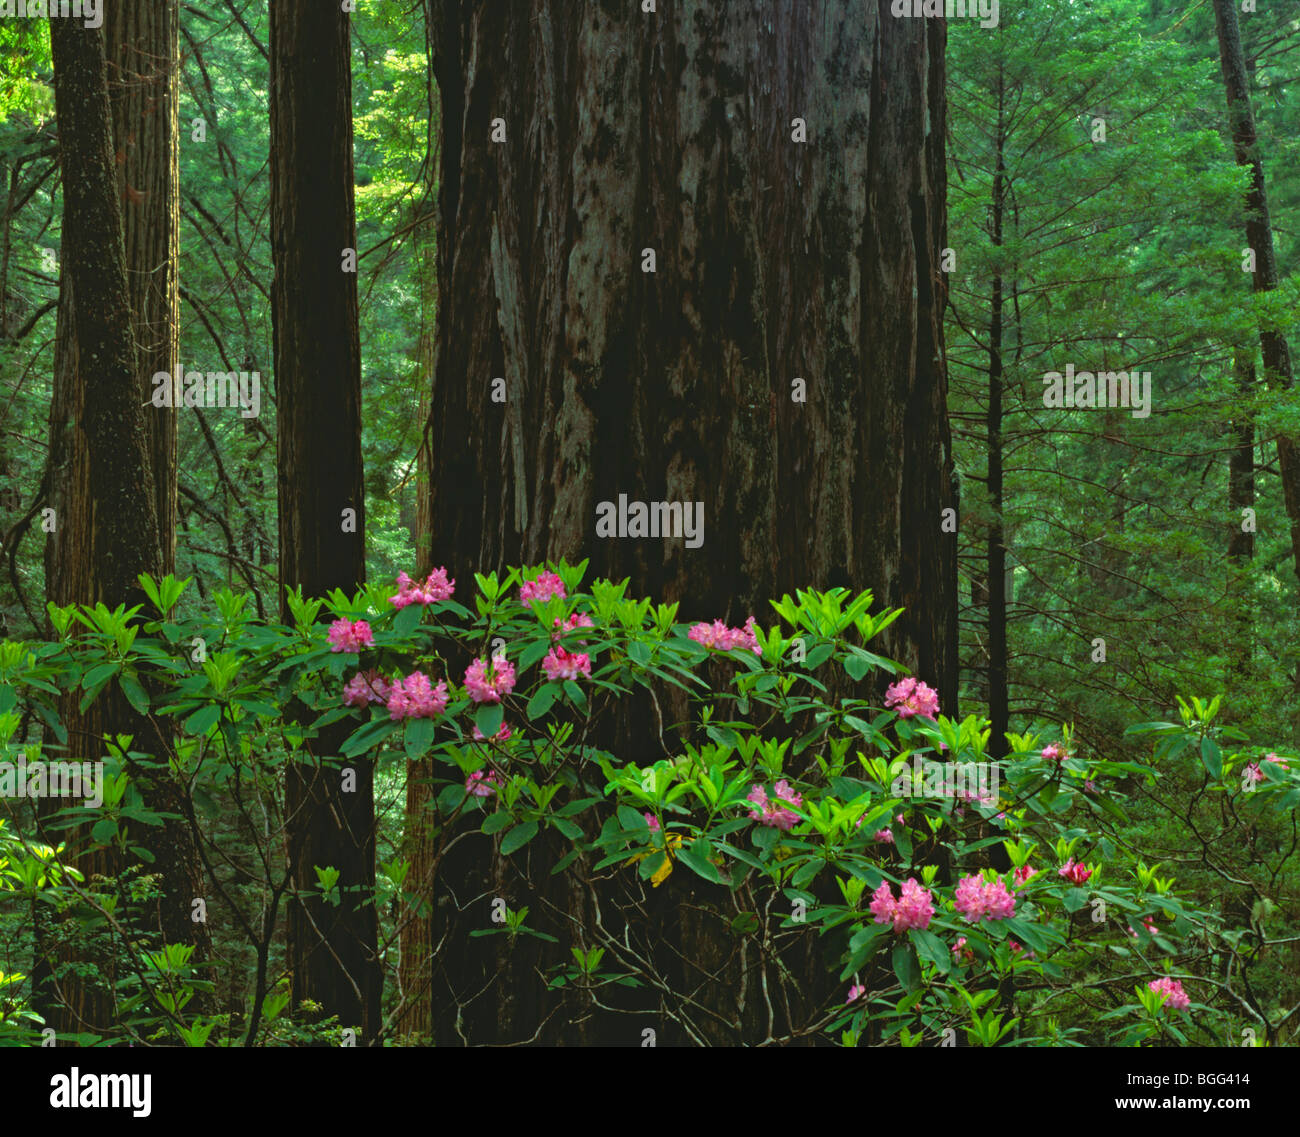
[
  {"x1": 340, "y1": 716, "x2": 399, "y2": 757},
  {"x1": 90, "y1": 819, "x2": 117, "y2": 844},
  {"x1": 1002, "y1": 916, "x2": 1054, "y2": 954},
  {"x1": 405, "y1": 716, "x2": 436, "y2": 759},
  {"x1": 500, "y1": 820, "x2": 539, "y2": 855},
  {"x1": 892, "y1": 943, "x2": 918, "y2": 991},
  {"x1": 119, "y1": 673, "x2": 150, "y2": 715},
  {"x1": 481, "y1": 810, "x2": 512, "y2": 835},
  {"x1": 437, "y1": 783, "x2": 468, "y2": 813},
  {"x1": 185, "y1": 704, "x2": 220, "y2": 736},
  {"x1": 82, "y1": 662, "x2": 121, "y2": 691},
  {"x1": 843, "y1": 653, "x2": 871, "y2": 682},
  {"x1": 676, "y1": 844, "x2": 720, "y2": 883},
  {"x1": 527, "y1": 682, "x2": 558, "y2": 720},
  {"x1": 474, "y1": 702, "x2": 504, "y2": 739},
  {"x1": 392, "y1": 604, "x2": 423, "y2": 637},
  {"x1": 910, "y1": 928, "x2": 951, "y2": 973},
  {"x1": 550, "y1": 816, "x2": 583, "y2": 840},
  {"x1": 1200, "y1": 736, "x2": 1222, "y2": 779}
]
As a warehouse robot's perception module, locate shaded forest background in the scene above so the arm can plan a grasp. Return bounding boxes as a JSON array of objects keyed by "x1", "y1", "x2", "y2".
[{"x1": 0, "y1": 0, "x2": 1299, "y2": 1045}]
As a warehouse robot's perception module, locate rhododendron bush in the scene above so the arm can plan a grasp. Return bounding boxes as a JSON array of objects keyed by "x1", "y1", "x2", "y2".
[{"x1": 0, "y1": 562, "x2": 1296, "y2": 1046}]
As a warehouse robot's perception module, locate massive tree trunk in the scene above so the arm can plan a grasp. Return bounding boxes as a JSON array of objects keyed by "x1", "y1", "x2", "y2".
[
  {"x1": 38, "y1": 11, "x2": 203, "y2": 1039},
  {"x1": 269, "y1": 0, "x2": 379, "y2": 1041},
  {"x1": 1213, "y1": 0, "x2": 1300, "y2": 584},
  {"x1": 425, "y1": 1, "x2": 953, "y2": 1044},
  {"x1": 428, "y1": 0, "x2": 954, "y2": 696}
]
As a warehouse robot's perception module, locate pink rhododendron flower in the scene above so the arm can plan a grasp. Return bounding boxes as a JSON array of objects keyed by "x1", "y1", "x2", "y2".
[
  {"x1": 471, "y1": 721, "x2": 513, "y2": 743},
  {"x1": 386, "y1": 671, "x2": 449, "y2": 720},
  {"x1": 327, "y1": 619, "x2": 374, "y2": 653},
  {"x1": 551, "y1": 611, "x2": 594, "y2": 642},
  {"x1": 845, "y1": 984, "x2": 866, "y2": 1004},
  {"x1": 390, "y1": 567, "x2": 455, "y2": 608},
  {"x1": 1128, "y1": 917, "x2": 1160, "y2": 940},
  {"x1": 869, "y1": 878, "x2": 934, "y2": 933},
  {"x1": 1243, "y1": 761, "x2": 1265, "y2": 783},
  {"x1": 954, "y1": 874, "x2": 1017, "y2": 922},
  {"x1": 1147, "y1": 976, "x2": 1190, "y2": 1010},
  {"x1": 542, "y1": 646, "x2": 592, "y2": 682},
  {"x1": 884, "y1": 677, "x2": 940, "y2": 719},
  {"x1": 875, "y1": 828, "x2": 895, "y2": 844},
  {"x1": 1041, "y1": 743, "x2": 1067, "y2": 762},
  {"x1": 520, "y1": 571, "x2": 566, "y2": 602},
  {"x1": 688, "y1": 617, "x2": 761, "y2": 655},
  {"x1": 1013, "y1": 864, "x2": 1038, "y2": 887},
  {"x1": 1264, "y1": 751, "x2": 1290, "y2": 771},
  {"x1": 464, "y1": 654, "x2": 516, "y2": 703},
  {"x1": 343, "y1": 670, "x2": 390, "y2": 708},
  {"x1": 747, "y1": 780, "x2": 803, "y2": 830},
  {"x1": 644, "y1": 813, "x2": 660, "y2": 832},
  {"x1": 1008, "y1": 939, "x2": 1035, "y2": 959},
  {"x1": 1058, "y1": 858, "x2": 1093, "y2": 886},
  {"x1": 954, "y1": 786, "x2": 998, "y2": 807},
  {"x1": 465, "y1": 769, "x2": 503, "y2": 798},
  {"x1": 952, "y1": 936, "x2": 975, "y2": 964}
]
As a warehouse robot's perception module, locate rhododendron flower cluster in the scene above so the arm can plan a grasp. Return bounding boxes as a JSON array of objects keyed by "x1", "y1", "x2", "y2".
[
  {"x1": 520, "y1": 571, "x2": 566, "y2": 602},
  {"x1": 542, "y1": 646, "x2": 591, "y2": 681},
  {"x1": 343, "y1": 670, "x2": 390, "y2": 708},
  {"x1": 644, "y1": 813, "x2": 660, "y2": 832},
  {"x1": 688, "y1": 617, "x2": 760, "y2": 654},
  {"x1": 386, "y1": 671, "x2": 449, "y2": 720},
  {"x1": 874, "y1": 828, "x2": 894, "y2": 844},
  {"x1": 1013, "y1": 864, "x2": 1038, "y2": 887},
  {"x1": 552, "y1": 611, "x2": 594, "y2": 642},
  {"x1": 869, "y1": 878, "x2": 934, "y2": 932},
  {"x1": 884, "y1": 677, "x2": 940, "y2": 719},
  {"x1": 954, "y1": 874, "x2": 1017, "y2": 922},
  {"x1": 464, "y1": 654, "x2": 516, "y2": 703},
  {"x1": 465, "y1": 769, "x2": 504, "y2": 798},
  {"x1": 1128, "y1": 917, "x2": 1160, "y2": 939},
  {"x1": 1243, "y1": 761, "x2": 1265, "y2": 783},
  {"x1": 952, "y1": 936, "x2": 975, "y2": 964},
  {"x1": 845, "y1": 984, "x2": 866, "y2": 1004},
  {"x1": 1147, "y1": 976, "x2": 1190, "y2": 1010},
  {"x1": 1041, "y1": 743, "x2": 1067, "y2": 762},
  {"x1": 327, "y1": 619, "x2": 374, "y2": 653},
  {"x1": 471, "y1": 721, "x2": 513, "y2": 743},
  {"x1": 747, "y1": 780, "x2": 803, "y2": 830},
  {"x1": 390, "y1": 568, "x2": 455, "y2": 608},
  {"x1": 1264, "y1": 751, "x2": 1291, "y2": 771},
  {"x1": 1058, "y1": 858, "x2": 1093, "y2": 886}
]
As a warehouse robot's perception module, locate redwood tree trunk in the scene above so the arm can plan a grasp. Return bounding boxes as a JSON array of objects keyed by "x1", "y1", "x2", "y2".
[
  {"x1": 269, "y1": 0, "x2": 379, "y2": 1041},
  {"x1": 425, "y1": 1, "x2": 953, "y2": 1044},
  {"x1": 428, "y1": 0, "x2": 955, "y2": 696},
  {"x1": 1213, "y1": 0, "x2": 1300, "y2": 583},
  {"x1": 41, "y1": 12, "x2": 174, "y2": 1038},
  {"x1": 106, "y1": 0, "x2": 180, "y2": 570},
  {"x1": 986, "y1": 73, "x2": 1008, "y2": 761}
]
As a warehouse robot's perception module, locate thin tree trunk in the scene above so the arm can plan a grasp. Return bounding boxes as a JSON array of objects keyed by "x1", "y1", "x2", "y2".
[
  {"x1": 270, "y1": 0, "x2": 379, "y2": 1041},
  {"x1": 987, "y1": 73, "x2": 1008, "y2": 761},
  {"x1": 1213, "y1": 0, "x2": 1300, "y2": 582},
  {"x1": 1228, "y1": 346, "x2": 1255, "y2": 679},
  {"x1": 106, "y1": 0, "x2": 179, "y2": 570}
]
